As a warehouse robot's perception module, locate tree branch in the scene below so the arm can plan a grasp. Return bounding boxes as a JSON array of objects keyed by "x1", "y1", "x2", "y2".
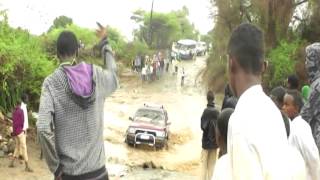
[
  {"x1": 245, "y1": 11, "x2": 252, "y2": 23},
  {"x1": 294, "y1": 0, "x2": 309, "y2": 7},
  {"x1": 240, "y1": 3, "x2": 252, "y2": 23},
  {"x1": 293, "y1": 15, "x2": 302, "y2": 21},
  {"x1": 293, "y1": 15, "x2": 307, "y2": 23}
]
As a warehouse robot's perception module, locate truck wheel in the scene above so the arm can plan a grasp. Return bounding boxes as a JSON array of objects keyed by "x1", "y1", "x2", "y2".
[
  {"x1": 126, "y1": 141, "x2": 134, "y2": 147},
  {"x1": 155, "y1": 143, "x2": 163, "y2": 151}
]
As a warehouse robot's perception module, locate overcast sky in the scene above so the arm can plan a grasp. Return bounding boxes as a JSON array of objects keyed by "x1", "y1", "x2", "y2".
[{"x1": 0, "y1": 0, "x2": 214, "y2": 41}]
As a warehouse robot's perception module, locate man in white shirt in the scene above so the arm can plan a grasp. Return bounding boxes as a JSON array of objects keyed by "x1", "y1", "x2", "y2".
[
  {"x1": 283, "y1": 90, "x2": 320, "y2": 180},
  {"x1": 226, "y1": 23, "x2": 304, "y2": 179},
  {"x1": 212, "y1": 152, "x2": 231, "y2": 180}
]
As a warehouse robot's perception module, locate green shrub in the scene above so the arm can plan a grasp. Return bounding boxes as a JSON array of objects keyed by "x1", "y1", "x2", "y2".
[
  {"x1": 43, "y1": 24, "x2": 99, "y2": 56},
  {"x1": 0, "y1": 13, "x2": 56, "y2": 112},
  {"x1": 107, "y1": 27, "x2": 127, "y2": 60},
  {"x1": 202, "y1": 53, "x2": 228, "y2": 92},
  {"x1": 121, "y1": 40, "x2": 151, "y2": 66},
  {"x1": 266, "y1": 40, "x2": 300, "y2": 88}
]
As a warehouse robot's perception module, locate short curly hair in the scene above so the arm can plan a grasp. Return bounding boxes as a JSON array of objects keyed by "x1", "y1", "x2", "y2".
[{"x1": 57, "y1": 31, "x2": 78, "y2": 59}]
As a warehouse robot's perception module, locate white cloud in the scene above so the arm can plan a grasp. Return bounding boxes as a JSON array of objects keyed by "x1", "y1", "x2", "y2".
[{"x1": 1, "y1": 0, "x2": 214, "y2": 40}]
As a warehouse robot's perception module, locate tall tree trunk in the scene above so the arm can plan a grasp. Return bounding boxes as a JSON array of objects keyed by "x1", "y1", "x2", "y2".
[
  {"x1": 265, "y1": 0, "x2": 295, "y2": 49},
  {"x1": 266, "y1": 0, "x2": 277, "y2": 48}
]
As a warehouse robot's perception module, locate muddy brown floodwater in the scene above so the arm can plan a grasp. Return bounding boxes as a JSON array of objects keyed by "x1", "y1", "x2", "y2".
[
  {"x1": 0, "y1": 56, "x2": 223, "y2": 180},
  {"x1": 104, "y1": 56, "x2": 223, "y2": 179}
]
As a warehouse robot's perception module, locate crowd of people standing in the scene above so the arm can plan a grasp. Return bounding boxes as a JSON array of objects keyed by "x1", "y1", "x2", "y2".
[
  {"x1": 200, "y1": 23, "x2": 320, "y2": 180},
  {"x1": 132, "y1": 51, "x2": 185, "y2": 84},
  {"x1": 7, "y1": 22, "x2": 320, "y2": 180}
]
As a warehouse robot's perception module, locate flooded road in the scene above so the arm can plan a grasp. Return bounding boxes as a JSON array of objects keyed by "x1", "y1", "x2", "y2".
[
  {"x1": 103, "y1": 56, "x2": 223, "y2": 179},
  {"x1": 0, "y1": 56, "x2": 223, "y2": 180}
]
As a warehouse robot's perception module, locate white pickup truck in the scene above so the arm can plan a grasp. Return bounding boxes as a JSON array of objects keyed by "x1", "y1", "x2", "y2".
[{"x1": 171, "y1": 39, "x2": 197, "y2": 60}]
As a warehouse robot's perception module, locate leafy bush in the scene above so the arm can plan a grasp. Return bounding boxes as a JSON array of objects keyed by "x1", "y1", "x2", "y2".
[
  {"x1": 107, "y1": 27, "x2": 126, "y2": 59},
  {"x1": 121, "y1": 40, "x2": 151, "y2": 66},
  {"x1": 133, "y1": 7, "x2": 199, "y2": 49},
  {"x1": 265, "y1": 40, "x2": 300, "y2": 88},
  {"x1": 0, "y1": 13, "x2": 55, "y2": 112},
  {"x1": 43, "y1": 24, "x2": 99, "y2": 56},
  {"x1": 43, "y1": 24, "x2": 130, "y2": 63},
  {"x1": 202, "y1": 53, "x2": 228, "y2": 92}
]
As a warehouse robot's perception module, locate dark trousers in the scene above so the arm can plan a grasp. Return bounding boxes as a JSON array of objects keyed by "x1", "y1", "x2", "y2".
[
  {"x1": 181, "y1": 76, "x2": 185, "y2": 86},
  {"x1": 59, "y1": 166, "x2": 108, "y2": 180},
  {"x1": 61, "y1": 174, "x2": 108, "y2": 180}
]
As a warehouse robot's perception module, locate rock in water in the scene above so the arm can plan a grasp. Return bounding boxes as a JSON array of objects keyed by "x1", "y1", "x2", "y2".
[
  {"x1": 2, "y1": 145, "x2": 8, "y2": 153},
  {"x1": 6, "y1": 127, "x2": 13, "y2": 137},
  {"x1": 142, "y1": 161, "x2": 157, "y2": 169},
  {"x1": 0, "y1": 150, "x2": 4, "y2": 158},
  {"x1": 0, "y1": 111, "x2": 4, "y2": 121},
  {"x1": 7, "y1": 139, "x2": 15, "y2": 153}
]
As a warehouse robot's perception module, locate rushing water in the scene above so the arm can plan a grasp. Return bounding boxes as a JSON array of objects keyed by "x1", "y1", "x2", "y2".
[{"x1": 103, "y1": 56, "x2": 223, "y2": 179}]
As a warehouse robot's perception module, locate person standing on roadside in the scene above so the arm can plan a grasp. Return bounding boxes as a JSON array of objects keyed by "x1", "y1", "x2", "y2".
[
  {"x1": 301, "y1": 43, "x2": 320, "y2": 153},
  {"x1": 212, "y1": 108, "x2": 234, "y2": 180},
  {"x1": 226, "y1": 23, "x2": 303, "y2": 179},
  {"x1": 287, "y1": 74, "x2": 300, "y2": 91},
  {"x1": 200, "y1": 91, "x2": 220, "y2": 180},
  {"x1": 269, "y1": 86, "x2": 291, "y2": 138},
  {"x1": 20, "y1": 93, "x2": 30, "y2": 162},
  {"x1": 181, "y1": 68, "x2": 185, "y2": 87},
  {"x1": 165, "y1": 56, "x2": 170, "y2": 73},
  {"x1": 37, "y1": 30, "x2": 118, "y2": 180},
  {"x1": 283, "y1": 90, "x2": 320, "y2": 180},
  {"x1": 221, "y1": 84, "x2": 238, "y2": 110},
  {"x1": 9, "y1": 100, "x2": 33, "y2": 172}
]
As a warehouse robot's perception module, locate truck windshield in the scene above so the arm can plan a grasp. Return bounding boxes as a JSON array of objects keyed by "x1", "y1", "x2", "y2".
[{"x1": 135, "y1": 109, "x2": 165, "y2": 125}]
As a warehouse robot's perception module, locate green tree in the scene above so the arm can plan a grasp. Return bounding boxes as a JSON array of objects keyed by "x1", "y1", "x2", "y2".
[
  {"x1": 200, "y1": 30, "x2": 213, "y2": 45},
  {"x1": 300, "y1": 0, "x2": 320, "y2": 42},
  {"x1": 122, "y1": 40, "x2": 151, "y2": 66},
  {"x1": 203, "y1": 0, "x2": 310, "y2": 91},
  {"x1": 0, "y1": 12, "x2": 55, "y2": 112},
  {"x1": 43, "y1": 24, "x2": 99, "y2": 57},
  {"x1": 266, "y1": 40, "x2": 300, "y2": 88},
  {"x1": 43, "y1": 23, "x2": 130, "y2": 68},
  {"x1": 132, "y1": 7, "x2": 199, "y2": 49},
  {"x1": 107, "y1": 27, "x2": 126, "y2": 59},
  {"x1": 48, "y1": 15, "x2": 73, "y2": 32}
]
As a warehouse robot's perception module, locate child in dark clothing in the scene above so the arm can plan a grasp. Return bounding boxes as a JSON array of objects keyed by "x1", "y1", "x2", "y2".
[
  {"x1": 216, "y1": 108, "x2": 234, "y2": 157},
  {"x1": 200, "y1": 91, "x2": 220, "y2": 180},
  {"x1": 269, "y1": 86, "x2": 290, "y2": 138},
  {"x1": 212, "y1": 108, "x2": 234, "y2": 180}
]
